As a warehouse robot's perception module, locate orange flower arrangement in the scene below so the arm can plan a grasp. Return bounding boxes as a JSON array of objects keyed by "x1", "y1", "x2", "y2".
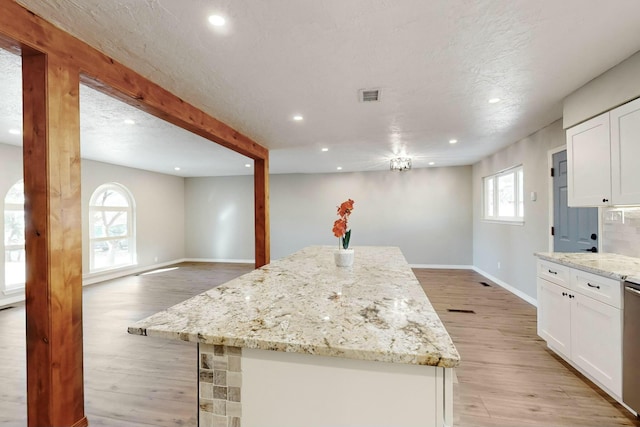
[{"x1": 333, "y1": 199, "x2": 354, "y2": 250}]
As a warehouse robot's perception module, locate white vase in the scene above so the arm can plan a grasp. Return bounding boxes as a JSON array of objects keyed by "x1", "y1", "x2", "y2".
[{"x1": 334, "y1": 248, "x2": 354, "y2": 267}]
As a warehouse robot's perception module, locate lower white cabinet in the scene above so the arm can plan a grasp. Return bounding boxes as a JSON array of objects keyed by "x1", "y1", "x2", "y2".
[
  {"x1": 537, "y1": 261, "x2": 622, "y2": 399},
  {"x1": 537, "y1": 279, "x2": 571, "y2": 358},
  {"x1": 571, "y1": 292, "x2": 622, "y2": 395}
]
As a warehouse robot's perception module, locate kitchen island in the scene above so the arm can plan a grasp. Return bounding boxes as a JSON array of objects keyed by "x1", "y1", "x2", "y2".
[{"x1": 128, "y1": 246, "x2": 459, "y2": 427}]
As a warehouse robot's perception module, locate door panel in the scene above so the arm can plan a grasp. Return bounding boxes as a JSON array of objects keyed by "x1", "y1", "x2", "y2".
[{"x1": 553, "y1": 150, "x2": 598, "y2": 252}]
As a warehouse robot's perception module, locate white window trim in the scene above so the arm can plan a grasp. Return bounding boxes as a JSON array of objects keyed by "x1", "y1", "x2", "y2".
[
  {"x1": 4, "y1": 180, "x2": 25, "y2": 293},
  {"x1": 89, "y1": 183, "x2": 137, "y2": 273},
  {"x1": 482, "y1": 165, "x2": 525, "y2": 224}
]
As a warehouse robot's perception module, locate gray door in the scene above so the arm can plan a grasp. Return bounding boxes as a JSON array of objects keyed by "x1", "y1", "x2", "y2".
[{"x1": 553, "y1": 150, "x2": 598, "y2": 252}]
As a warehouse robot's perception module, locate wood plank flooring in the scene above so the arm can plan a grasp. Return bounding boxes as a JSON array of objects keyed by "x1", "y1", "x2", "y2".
[
  {"x1": 0, "y1": 264, "x2": 638, "y2": 426},
  {"x1": 415, "y1": 268, "x2": 639, "y2": 427}
]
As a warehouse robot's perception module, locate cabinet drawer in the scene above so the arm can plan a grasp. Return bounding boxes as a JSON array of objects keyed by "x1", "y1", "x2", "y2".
[
  {"x1": 537, "y1": 260, "x2": 571, "y2": 287},
  {"x1": 571, "y1": 269, "x2": 621, "y2": 309}
]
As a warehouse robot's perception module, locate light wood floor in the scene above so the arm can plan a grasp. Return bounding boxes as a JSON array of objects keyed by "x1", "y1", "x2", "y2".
[{"x1": 0, "y1": 264, "x2": 638, "y2": 426}]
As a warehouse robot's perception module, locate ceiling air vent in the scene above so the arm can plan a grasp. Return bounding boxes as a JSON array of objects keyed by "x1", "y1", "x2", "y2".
[{"x1": 359, "y1": 88, "x2": 381, "y2": 102}]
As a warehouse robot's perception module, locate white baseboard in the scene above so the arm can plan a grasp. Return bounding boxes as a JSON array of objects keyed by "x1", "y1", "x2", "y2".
[
  {"x1": 471, "y1": 266, "x2": 537, "y2": 307},
  {"x1": 0, "y1": 293, "x2": 25, "y2": 308},
  {"x1": 1, "y1": 258, "x2": 250, "y2": 307},
  {"x1": 183, "y1": 258, "x2": 255, "y2": 264},
  {"x1": 410, "y1": 264, "x2": 474, "y2": 269},
  {"x1": 82, "y1": 258, "x2": 188, "y2": 285}
]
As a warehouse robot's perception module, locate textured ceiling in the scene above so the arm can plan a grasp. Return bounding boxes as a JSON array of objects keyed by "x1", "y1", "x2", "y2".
[{"x1": 3, "y1": 0, "x2": 640, "y2": 176}]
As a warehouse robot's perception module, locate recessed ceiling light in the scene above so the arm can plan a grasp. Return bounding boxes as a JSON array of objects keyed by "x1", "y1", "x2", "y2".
[
  {"x1": 124, "y1": 119, "x2": 135, "y2": 125},
  {"x1": 8, "y1": 129, "x2": 20, "y2": 135},
  {"x1": 429, "y1": 162, "x2": 435, "y2": 166},
  {"x1": 321, "y1": 148, "x2": 329, "y2": 152},
  {"x1": 293, "y1": 115, "x2": 304, "y2": 121},
  {"x1": 449, "y1": 139, "x2": 458, "y2": 144},
  {"x1": 174, "y1": 167, "x2": 181, "y2": 171},
  {"x1": 488, "y1": 98, "x2": 501, "y2": 104},
  {"x1": 245, "y1": 163, "x2": 251, "y2": 168},
  {"x1": 208, "y1": 15, "x2": 226, "y2": 26},
  {"x1": 337, "y1": 166, "x2": 343, "y2": 171}
]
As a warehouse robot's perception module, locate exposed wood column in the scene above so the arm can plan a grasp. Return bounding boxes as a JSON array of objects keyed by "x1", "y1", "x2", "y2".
[
  {"x1": 22, "y1": 51, "x2": 87, "y2": 427},
  {"x1": 254, "y1": 156, "x2": 270, "y2": 268}
]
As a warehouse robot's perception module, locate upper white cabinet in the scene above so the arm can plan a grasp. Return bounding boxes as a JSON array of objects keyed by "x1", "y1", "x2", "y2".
[
  {"x1": 567, "y1": 113, "x2": 611, "y2": 206},
  {"x1": 611, "y1": 97, "x2": 640, "y2": 205},
  {"x1": 566, "y1": 96, "x2": 640, "y2": 207}
]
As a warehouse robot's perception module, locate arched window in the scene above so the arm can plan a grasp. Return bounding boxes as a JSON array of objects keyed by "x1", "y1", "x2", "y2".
[
  {"x1": 89, "y1": 183, "x2": 136, "y2": 272},
  {"x1": 4, "y1": 180, "x2": 25, "y2": 291}
]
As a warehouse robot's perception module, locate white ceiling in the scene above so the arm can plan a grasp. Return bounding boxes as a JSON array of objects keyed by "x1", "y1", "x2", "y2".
[{"x1": 2, "y1": 0, "x2": 640, "y2": 177}]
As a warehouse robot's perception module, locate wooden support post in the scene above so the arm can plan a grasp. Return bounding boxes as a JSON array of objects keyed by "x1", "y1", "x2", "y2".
[
  {"x1": 254, "y1": 156, "x2": 270, "y2": 268},
  {"x1": 22, "y1": 51, "x2": 87, "y2": 427}
]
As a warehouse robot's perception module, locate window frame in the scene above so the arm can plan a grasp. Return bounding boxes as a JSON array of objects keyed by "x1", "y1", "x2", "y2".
[
  {"x1": 483, "y1": 165, "x2": 524, "y2": 224},
  {"x1": 88, "y1": 183, "x2": 137, "y2": 273},
  {"x1": 3, "y1": 180, "x2": 25, "y2": 293}
]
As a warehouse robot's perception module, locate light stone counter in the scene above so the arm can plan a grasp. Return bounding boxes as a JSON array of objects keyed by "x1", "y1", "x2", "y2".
[
  {"x1": 535, "y1": 251, "x2": 640, "y2": 281},
  {"x1": 128, "y1": 245, "x2": 460, "y2": 368}
]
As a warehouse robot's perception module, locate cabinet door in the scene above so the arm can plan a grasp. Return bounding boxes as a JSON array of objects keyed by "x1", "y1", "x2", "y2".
[
  {"x1": 566, "y1": 113, "x2": 611, "y2": 206},
  {"x1": 611, "y1": 97, "x2": 640, "y2": 205},
  {"x1": 570, "y1": 293, "x2": 622, "y2": 397},
  {"x1": 537, "y1": 278, "x2": 571, "y2": 358}
]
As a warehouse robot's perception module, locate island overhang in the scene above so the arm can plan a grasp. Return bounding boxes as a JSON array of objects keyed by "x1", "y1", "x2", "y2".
[{"x1": 128, "y1": 245, "x2": 460, "y2": 368}]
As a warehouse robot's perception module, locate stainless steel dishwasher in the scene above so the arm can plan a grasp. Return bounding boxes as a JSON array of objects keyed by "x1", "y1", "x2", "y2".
[{"x1": 624, "y1": 279, "x2": 640, "y2": 415}]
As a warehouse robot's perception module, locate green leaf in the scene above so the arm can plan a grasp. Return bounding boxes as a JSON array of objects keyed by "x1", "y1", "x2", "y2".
[{"x1": 342, "y1": 229, "x2": 351, "y2": 249}]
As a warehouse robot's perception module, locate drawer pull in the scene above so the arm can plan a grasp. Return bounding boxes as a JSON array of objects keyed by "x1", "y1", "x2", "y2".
[
  {"x1": 587, "y1": 282, "x2": 601, "y2": 290},
  {"x1": 548, "y1": 269, "x2": 558, "y2": 275}
]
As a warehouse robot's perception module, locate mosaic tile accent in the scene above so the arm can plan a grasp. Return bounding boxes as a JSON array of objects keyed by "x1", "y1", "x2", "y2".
[{"x1": 199, "y1": 344, "x2": 242, "y2": 427}]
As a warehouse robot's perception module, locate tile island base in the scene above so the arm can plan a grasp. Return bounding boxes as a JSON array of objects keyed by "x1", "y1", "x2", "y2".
[
  {"x1": 130, "y1": 246, "x2": 460, "y2": 427},
  {"x1": 198, "y1": 344, "x2": 453, "y2": 427}
]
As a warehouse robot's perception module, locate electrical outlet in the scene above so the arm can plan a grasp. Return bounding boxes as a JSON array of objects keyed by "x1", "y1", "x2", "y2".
[
  {"x1": 497, "y1": 262, "x2": 501, "y2": 269},
  {"x1": 154, "y1": 256, "x2": 158, "y2": 262}
]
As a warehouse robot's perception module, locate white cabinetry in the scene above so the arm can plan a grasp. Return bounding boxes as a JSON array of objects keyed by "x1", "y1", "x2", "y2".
[
  {"x1": 537, "y1": 279, "x2": 571, "y2": 358},
  {"x1": 611, "y1": 97, "x2": 640, "y2": 205},
  {"x1": 566, "y1": 96, "x2": 640, "y2": 207},
  {"x1": 566, "y1": 113, "x2": 611, "y2": 206},
  {"x1": 536, "y1": 260, "x2": 622, "y2": 399},
  {"x1": 571, "y1": 292, "x2": 622, "y2": 395}
]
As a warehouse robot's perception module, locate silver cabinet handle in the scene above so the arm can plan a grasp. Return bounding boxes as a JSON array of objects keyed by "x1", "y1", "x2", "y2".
[
  {"x1": 626, "y1": 286, "x2": 640, "y2": 296},
  {"x1": 587, "y1": 283, "x2": 600, "y2": 290}
]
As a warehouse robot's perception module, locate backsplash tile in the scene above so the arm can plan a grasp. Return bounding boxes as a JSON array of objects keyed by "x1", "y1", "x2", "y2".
[{"x1": 602, "y1": 207, "x2": 640, "y2": 258}]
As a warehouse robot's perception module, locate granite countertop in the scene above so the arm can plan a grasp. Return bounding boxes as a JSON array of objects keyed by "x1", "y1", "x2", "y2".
[
  {"x1": 128, "y1": 246, "x2": 460, "y2": 368},
  {"x1": 535, "y1": 252, "x2": 640, "y2": 281}
]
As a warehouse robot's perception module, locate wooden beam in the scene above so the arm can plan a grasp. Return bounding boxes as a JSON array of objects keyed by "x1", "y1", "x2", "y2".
[
  {"x1": 22, "y1": 50, "x2": 87, "y2": 427},
  {"x1": 0, "y1": 0, "x2": 267, "y2": 161},
  {"x1": 254, "y1": 156, "x2": 271, "y2": 268}
]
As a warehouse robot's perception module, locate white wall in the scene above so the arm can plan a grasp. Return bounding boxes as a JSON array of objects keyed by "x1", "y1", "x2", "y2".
[
  {"x1": 472, "y1": 120, "x2": 564, "y2": 302},
  {"x1": 185, "y1": 166, "x2": 473, "y2": 265}
]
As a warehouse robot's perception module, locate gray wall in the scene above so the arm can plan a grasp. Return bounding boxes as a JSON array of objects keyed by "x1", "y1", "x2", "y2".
[
  {"x1": 563, "y1": 50, "x2": 640, "y2": 128},
  {"x1": 185, "y1": 166, "x2": 473, "y2": 265},
  {"x1": 82, "y1": 159, "x2": 186, "y2": 276},
  {"x1": 185, "y1": 175, "x2": 255, "y2": 261},
  {"x1": 0, "y1": 143, "x2": 25, "y2": 305},
  {"x1": 0, "y1": 143, "x2": 186, "y2": 305},
  {"x1": 472, "y1": 119, "x2": 565, "y2": 301}
]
